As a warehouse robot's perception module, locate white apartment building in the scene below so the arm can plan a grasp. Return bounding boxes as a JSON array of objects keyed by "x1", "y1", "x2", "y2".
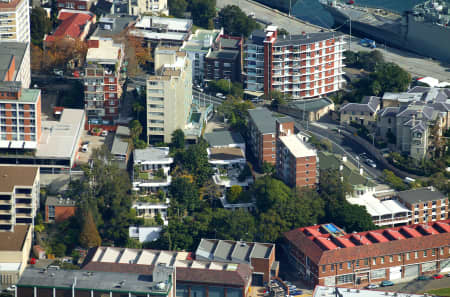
[
  {"x1": 128, "y1": 0, "x2": 168, "y2": 16},
  {"x1": 0, "y1": 0, "x2": 30, "y2": 42},
  {"x1": 146, "y1": 47, "x2": 192, "y2": 144}
]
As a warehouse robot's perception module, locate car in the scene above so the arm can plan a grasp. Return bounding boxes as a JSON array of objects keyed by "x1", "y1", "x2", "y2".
[
  {"x1": 101, "y1": 130, "x2": 108, "y2": 137},
  {"x1": 418, "y1": 275, "x2": 432, "y2": 280},
  {"x1": 53, "y1": 69, "x2": 64, "y2": 77},
  {"x1": 72, "y1": 71, "x2": 80, "y2": 78},
  {"x1": 81, "y1": 142, "x2": 89, "y2": 152},
  {"x1": 380, "y1": 280, "x2": 394, "y2": 287},
  {"x1": 366, "y1": 284, "x2": 379, "y2": 289},
  {"x1": 366, "y1": 159, "x2": 377, "y2": 168},
  {"x1": 5, "y1": 285, "x2": 16, "y2": 292},
  {"x1": 447, "y1": 272, "x2": 450, "y2": 277},
  {"x1": 432, "y1": 274, "x2": 444, "y2": 279}
]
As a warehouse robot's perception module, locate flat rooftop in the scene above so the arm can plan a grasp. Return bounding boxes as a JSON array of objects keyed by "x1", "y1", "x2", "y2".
[
  {"x1": 86, "y1": 39, "x2": 122, "y2": 63},
  {"x1": 204, "y1": 131, "x2": 244, "y2": 147},
  {"x1": 36, "y1": 109, "x2": 85, "y2": 159},
  {"x1": 135, "y1": 16, "x2": 192, "y2": 31},
  {"x1": 134, "y1": 147, "x2": 173, "y2": 163},
  {"x1": 248, "y1": 107, "x2": 287, "y2": 134},
  {"x1": 18, "y1": 267, "x2": 172, "y2": 295},
  {"x1": 287, "y1": 97, "x2": 334, "y2": 112},
  {"x1": 0, "y1": 225, "x2": 30, "y2": 251},
  {"x1": 93, "y1": 15, "x2": 138, "y2": 37},
  {"x1": 0, "y1": 85, "x2": 40, "y2": 104},
  {"x1": 279, "y1": 134, "x2": 316, "y2": 158},
  {"x1": 314, "y1": 286, "x2": 427, "y2": 297},
  {"x1": 0, "y1": 166, "x2": 37, "y2": 192},
  {"x1": 130, "y1": 29, "x2": 188, "y2": 42},
  {"x1": 46, "y1": 196, "x2": 76, "y2": 207},
  {"x1": 208, "y1": 147, "x2": 245, "y2": 161},
  {"x1": 347, "y1": 195, "x2": 411, "y2": 217},
  {"x1": 397, "y1": 187, "x2": 447, "y2": 204},
  {"x1": 182, "y1": 29, "x2": 220, "y2": 52}
]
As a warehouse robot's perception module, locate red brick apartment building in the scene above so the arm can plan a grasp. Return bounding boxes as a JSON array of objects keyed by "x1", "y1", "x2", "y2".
[
  {"x1": 284, "y1": 220, "x2": 450, "y2": 288},
  {"x1": 244, "y1": 26, "x2": 345, "y2": 99},
  {"x1": 276, "y1": 119, "x2": 317, "y2": 188}
]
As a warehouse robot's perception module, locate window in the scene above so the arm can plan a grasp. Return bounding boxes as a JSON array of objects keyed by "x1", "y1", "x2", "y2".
[
  {"x1": 355, "y1": 260, "x2": 359, "y2": 268},
  {"x1": 109, "y1": 77, "x2": 115, "y2": 83},
  {"x1": 330, "y1": 264, "x2": 334, "y2": 271},
  {"x1": 414, "y1": 251, "x2": 418, "y2": 259},
  {"x1": 389, "y1": 256, "x2": 393, "y2": 263},
  {"x1": 398, "y1": 255, "x2": 401, "y2": 261},
  {"x1": 322, "y1": 265, "x2": 326, "y2": 272},
  {"x1": 306, "y1": 170, "x2": 309, "y2": 174},
  {"x1": 406, "y1": 252, "x2": 410, "y2": 260},
  {"x1": 432, "y1": 249, "x2": 435, "y2": 256},
  {"x1": 440, "y1": 248, "x2": 444, "y2": 255},
  {"x1": 380, "y1": 257, "x2": 385, "y2": 264},
  {"x1": 306, "y1": 164, "x2": 310, "y2": 168},
  {"x1": 423, "y1": 250, "x2": 427, "y2": 257},
  {"x1": 336, "y1": 274, "x2": 353, "y2": 284},
  {"x1": 364, "y1": 258, "x2": 368, "y2": 266},
  {"x1": 48, "y1": 205, "x2": 55, "y2": 219},
  {"x1": 347, "y1": 262, "x2": 351, "y2": 269},
  {"x1": 339, "y1": 263, "x2": 343, "y2": 270},
  {"x1": 372, "y1": 258, "x2": 376, "y2": 265}
]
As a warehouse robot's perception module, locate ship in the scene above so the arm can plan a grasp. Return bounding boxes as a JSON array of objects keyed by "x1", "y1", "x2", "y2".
[{"x1": 319, "y1": 0, "x2": 450, "y2": 63}]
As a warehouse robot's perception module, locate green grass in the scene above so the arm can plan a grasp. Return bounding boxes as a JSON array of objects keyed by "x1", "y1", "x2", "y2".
[{"x1": 427, "y1": 288, "x2": 450, "y2": 297}]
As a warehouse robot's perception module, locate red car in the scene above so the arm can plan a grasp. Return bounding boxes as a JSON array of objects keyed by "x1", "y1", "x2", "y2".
[
  {"x1": 432, "y1": 274, "x2": 444, "y2": 279},
  {"x1": 72, "y1": 70, "x2": 80, "y2": 78}
]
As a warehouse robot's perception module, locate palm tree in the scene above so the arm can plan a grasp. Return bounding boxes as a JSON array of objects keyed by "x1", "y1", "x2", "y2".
[{"x1": 132, "y1": 102, "x2": 144, "y2": 122}]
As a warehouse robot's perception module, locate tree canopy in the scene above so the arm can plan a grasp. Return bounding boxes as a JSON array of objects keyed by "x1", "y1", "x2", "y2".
[
  {"x1": 217, "y1": 96, "x2": 254, "y2": 135},
  {"x1": 218, "y1": 5, "x2": 261, "y2": 37},
  {"x1": 168, "y1": 0, "x2": 188, "y2": 17},
  {"x1": 171, "y1": 129, "x2": 185, "y2": 149},
  {"x1": 79, "y1": 210, "x2": 102, "y2": 248},
  {"x1": 190, "y1": 0, "x2": 216, "y2": 28},
  {"x1": 30, "y1": 7, "x2": 52, "y2": 47}
]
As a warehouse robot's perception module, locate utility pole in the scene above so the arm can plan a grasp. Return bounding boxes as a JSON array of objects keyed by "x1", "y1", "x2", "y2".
[{"x1": 349, "y1": 16, "x2": 352, "y2": 51}]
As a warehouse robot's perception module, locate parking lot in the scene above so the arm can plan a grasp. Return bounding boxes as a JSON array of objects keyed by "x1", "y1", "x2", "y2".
[{"x1": 76, "y1": 130, "x2": 114, "y2": 164}]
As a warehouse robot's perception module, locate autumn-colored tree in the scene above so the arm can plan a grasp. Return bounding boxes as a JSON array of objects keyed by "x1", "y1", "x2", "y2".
[
  {"x1": 124, "y1": 35, "x2": 153, "y2": 75},
  {"x1": 31, "y1": 44, "x2": 44, "y2": 72},
  {"x1": 44, "y1": 37, "x2": 88, "y2": 70},
  {"x1": 79, "y1": 210, "x2": 102, "y2": 248}
]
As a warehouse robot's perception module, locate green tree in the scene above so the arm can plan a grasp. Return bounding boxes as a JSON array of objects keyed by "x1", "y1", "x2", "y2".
[
  {"x1": 200, "y1": 180, "x2": 221, "y2": 207},
  {"x1": 168, "y1": 0, "x2": 188, "y2": 17},
  {"x1": 382, "y1": 169, "x2": 408, "y2": 191},
  {"x1": 252, "y1": 176, "x2": 292, "y2": 212},
  {"x1": 132, "y1": 102, "x2": 144, "y2": 122},
  {"x1": 277, "y1": 28, "x2": 289, "y2": 36},
  {"x1": 171, "y1": 129, "x2": 185, "y2": 149},
  {"x1": 228, "y1": 185, "x2": 243, "y2": 203},
  {"x1": 217, "y1": 96, "x2": 254, "y2": 135},
  {"x1": 269, "y1": 91, "x2": 288, "y2": 109},
  {"x1": 368, "y1": 62, "x2": 411, "y2": 93},
  {"x1": 52, "y1": 243, "x2": 67, "y2": 257},
  {"x1": 30, "y1": 7, "x2": 52, "y2": 46},
  {"x1": 79, "y1": 210, "x2": 102, "y2": 248},
  {"x1": 190, "y1": 0, "x2": 216, "y2": 28},
  {"x1": 169, "y1": 177, "x2": 201, "y2": 214},
  {"x1": 218, "y1": 5, "x2": 260, "y2": 37},
  {"x1": 174, "y1": 140, "x2": 213, "y2": 186},
  {"x1": 261, "y1": 161, "x2": 275, "y2": 175},
  {"x1": 130, "y1": 120, "x2": 143, "y2": 141}
]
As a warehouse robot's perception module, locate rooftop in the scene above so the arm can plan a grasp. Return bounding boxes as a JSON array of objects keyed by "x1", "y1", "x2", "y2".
[
  {"x1": 341, "y1": 96, "x2": 380, "y2": 113},
  {"x1": 397, "y1": 187, "x2": 447, "y2": 204},
  {"x1": 274, "y1": 31, "x2": 343, "y2": 46},
  {"x1": 0, "y1": 166, "x2": 38, "y2": 192},
  {"x1": 86, "y1": 38, "x2": 122, "y2": 63},
  {"x1": 207, "y1": 49, "x2": 239, "y2": 60},
  {"x1": 284, "y1": 219, "x2": 450, "y2": 265},
  {"x1": 182, "y1": 29, "x2": 221, "y2": 52},
  {"x1": 134, "y1": 147, "x2": 173, "y2": 164},
  {"x1": 135, "y1": 16, "x2": 192, "y2": 32},
  {"x1": 36, "y1": 109, "x2": 85, "y2": 159},
  {"x1": 93, "y1": 15, "x2": 138, "y2": 37},
  {"x1": 46, "y1": 196, "x2": 77, "y2": 207},
  {"x1": 0, "y1": 42, "x2": 27, "y2": 81},
  {"x1": 220, "y1": 37, "x2": 241, "y2": 49},
  {"x1": 347, "y1": 195, "x2": 411, "y2": 218},
  {"x1": 195, "y1": 239, "x2": 274, "y2": 263},
  {"x1": 314, "y1": 286, "x2": 428, "y2": 297},
  {"x1": 0, "y1": 225, "x2": 30, "y2": 251},
  {"x1": 287, "y1": 97, "x2": 334, "y2": 112},
  {"x1": 208, "y1": 147, "x2": 245, "y2": 161},
  {"x1": 279, "y1": 134, "x2": 317, "y2": 158},
  {"x1": 204, "y1": 131, "x2": 244, "y2": 147},
  {"x1": 18, "y1": 266, "x2": 173, "y2": 295},
  {"x1": 45, "y1": 11, "x2": 93, "y2": 43},
  {"x1": 248, "y1": 107, "x2": 287, "y2": 134},
  {"x1": 111, "y1": 135, "x2": 129, "y2": 157}
]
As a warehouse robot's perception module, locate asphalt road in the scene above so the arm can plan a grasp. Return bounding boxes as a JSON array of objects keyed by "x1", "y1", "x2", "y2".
[
  {"x1": 218, "y1": 0, "x2": 450, "y2": 81},
  {"x1": 377, "y1": 276, "x2": 450, "y2": 294}
]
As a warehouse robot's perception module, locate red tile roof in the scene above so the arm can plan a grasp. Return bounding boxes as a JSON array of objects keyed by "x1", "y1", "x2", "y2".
[
  {"x1": 284, "y1": 219, "x2": 450, "y2": 265},
  {"x1": 45, "y1": 12, "x2": 93, "y2": 42}
]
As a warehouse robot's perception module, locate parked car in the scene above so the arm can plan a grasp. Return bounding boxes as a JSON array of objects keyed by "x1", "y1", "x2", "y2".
[
  {"x1": 290, "y1": 290, "x2": 303, "y2": 296},
  {"x1": 72, "y1": 70, "x2": 80, "y2": 78},
  {"x1": 5, "y1": 285, "x2": 16, "y2": 292},
  {"x1": 432, "y1": 274, "x2": 444, "y2": 279},
  {"x1": 81, "y1": 141, "x2": 89, "y2": 152},
  {"x1": 53, "y1": 69, "x2": 64, "y2": 77},
  {"x1": 380, "y1": 280, "x2": 394, "y2": 287},
  {"x1": 365, "y1": 158, "x2": 377, "y2": 168},
  {"x1": 101, "y1": 130, "x2": 108, "y2": 137},
  {"x1": 418, "y1": 275, "x2": 432, "y2": 280},
  {"x1": 366, "y1": 284, "x2": 379, "y2": 289}
]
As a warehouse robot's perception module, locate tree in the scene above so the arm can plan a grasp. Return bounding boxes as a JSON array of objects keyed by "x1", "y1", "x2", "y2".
[
  {"x1": 261, "y1": 161, "x2": 275, "y2": 175},
  {"x1": 277, "y1": 28, "x2": 289, "y2": 36},
  {"x1": 31, "y1": 44, "x2": 44, "y2": 72},
  {"x1": 132, "y1": 102, "x2": 144, "y2": 122},
  {"x1": 171, "y1": 129, "x2": 185, "y2": 149},
  {"x1": 218, "y1": 5, "x2": 261, "y2": 37},
  {"x1": 368, "y1": 62, "x2": 411, "y2": 93},
  {"x1": 79, "y1": 210, "x2": 102, "y2": 248},
  {"x1": 190, "y1": 0, "x2": 216, "y2": 29},
  {"x1": 30, "y1": 7, "x2": 52, "y2": 46},
  {"x1": 130, "y1": 120, "x2": 143, "y2": 142},
  {"x1": 169, "y1": 177, "x2": 201, "y2": 214},
  {"x1": 169, "y1": 0, "x2": 188, "y2": 17},
  {"x1": 52, "y1": 243, "x2": 67, "y2": 257},
  {"x1": 252, "y1": 176, "x2": 292, "y2": 212},
  {"x1": 200, "y1": 180, "x2": 221, "y2": 207},
  {"x1": 228, "y1": 185, "x2": 243, "y2": 203},
  {"x1": 174, "y1": 140, "x2": 213, "y2": 186},
  {"x1": 269, "y1": 91, "x2": 288, "y2": 109},
  {"x1": 217, "y1": 96, "x2": 254, "y2": 135},
  {"x1": 382, "y1": 170, "x2": 408, "y2": 191},
  {"x1": 43, "y1": 38, "x2": 88, "y2": 70}
]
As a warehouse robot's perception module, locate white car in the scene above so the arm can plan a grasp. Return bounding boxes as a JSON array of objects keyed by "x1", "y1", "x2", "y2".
[
  {"x1": 81, "y1": 144, "x2": 89, "y2": 152},
  {"x1": 6, "y1": 285, "x2": 16, "y2": 292},
  {"x1": 101, "y1": 130, "x2": 108, "y2": 137},
  {"x1": 366, "y1": 284, "x2": 379, "y2": 289},
  {"x1": 365, "y1": 159, "x2": 377, "y2": 168}
]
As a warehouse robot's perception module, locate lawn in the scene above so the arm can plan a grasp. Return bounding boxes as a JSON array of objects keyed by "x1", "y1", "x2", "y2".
[{"x1": 427, "y1": 288, "x2": 450, "y2": 297}]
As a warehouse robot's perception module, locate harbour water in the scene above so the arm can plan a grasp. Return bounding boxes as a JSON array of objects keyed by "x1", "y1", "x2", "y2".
[{"x1": 292, "y1": 0, "x2": 425, "y2": 28}]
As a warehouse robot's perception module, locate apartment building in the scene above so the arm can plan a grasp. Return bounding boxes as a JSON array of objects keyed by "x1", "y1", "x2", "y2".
[
  {"x1": 276, "y1": 118, "x2": 318, "y2": 188},
  {"x1": 0, "y1": 166, "x2": 39, "y2": 231},
  {"x1": 195, "y1": 239, "x2": 278, "y2": 285},
  {"x1": 205, "y1": 35, "x2": 243, "y2": 82},
  {"x1": 397, "y1": 187, "x2": 448, "y2": 224},
  {"x1": 181, "y1": 28, "x2": 222, "y2": 82},
  {"x1": 17, "y1": 264, "x2": 174, "y2": 297},
  {"x1": 146, "y1": 47, "x2": 192, "y2": 143},
  {"x1": 128, "y1": 0, "x2": 168, "y2": 16},
  {"x1": 0, "y1": 42, "x2": 30, "y2": 89},
  {"x1": 56, "y1": 0, "x2": 96, "y2": 11},
  {"x1": 284, "y1": 220, "x2": 450, "y2": 287},
  {"x1": 0, "y1": 0, "x2": 30, "y2": 42},
  {"x1": 0, "y1": 82, "x2": 41, "y2": 149},
  {"x1": 84, "y1": 37, "x2": 124, "y2": 125},
  {"x1": 44, "y1": 10, "x2": 95, "y2": 44},
  {"x1": 244, "y1": 26, "x2": 345, "y2": 99},
  {"x1": 132, "y1": 147, "x2": 173, "y2": 193},
  {"x1": 0, "y1": 225, "x2": 32, "y2": 287},
  {"x1": 247, "y1": 107, "x2": 283, "y2": 166}
]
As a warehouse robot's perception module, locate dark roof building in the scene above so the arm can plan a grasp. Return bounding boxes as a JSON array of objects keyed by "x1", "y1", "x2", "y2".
[
  {"x1": 283, "y1": 220, "x2": 450, "y2": 287},
  {"x1": 204, "y1": 131, "x2": 244, "y2": 148},
  {"x1": 397, "y1": 187, "x2": 447, "y2": 205},
  {"x1": 205, "y1": 35, "x2": 243, "y2": 82}
]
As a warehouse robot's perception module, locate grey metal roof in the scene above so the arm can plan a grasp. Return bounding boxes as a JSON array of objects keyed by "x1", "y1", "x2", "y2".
[
  {"x1": 207, "y1": 49, "x2": 239, "y2": 60},
  {"x1": 231, "y1": 242, "x2": 251, "y2": 262},
  {"x1": 213, "y1": 240, "x2": 233, "y2": 260},
  {"x1": 246, "y1": 30, "x2": 266, "y2": 46},
  {"x1": 0, "y1": 42, "x2": 27, "y2": 80},
  {"x1": 116, "y1": 125, "x2": 130, "y2": 137},
  {"x1": 111, "y1": 136, "x2": 129, "y2": 156},
  {"x1": 134, "y1": 147, "x2": 172, "y2": 162},
  {"x1": 220, "y1": 38, "x2": 240, "y2": 49},
  {"x1": 248, "y1": 107, "x2": 286, "y2": 134},
  {"x1": 17, "y1": 267, "x2": 172, "y2": 295},
  {"x1": 341, "y1": 96, "x2": 380, "y2": 113},
  {"x1": 204, "y1": 131, "x2": 244, "y2": 147},
  {"x1": 287, "y1": 97, "x2": 334, "y2": 112},
  {"x1": 250, "y1": 243, "x2": 271, "y2": 259},
  {"x1": 195, "y1": 239, "x2": 216, "y2": 260},
  {"x1": 378, "y1": 107, "x2": 400, "y2": 118},
  {"x1": 397, "y1": 187, "x2": 446, "y2": 204},
  {"x1": 93, "y1": 15, "x2": 137, "y2": 37},
  {"x1": 274, "y1": 32, "x2": 343, "y2": 46}
]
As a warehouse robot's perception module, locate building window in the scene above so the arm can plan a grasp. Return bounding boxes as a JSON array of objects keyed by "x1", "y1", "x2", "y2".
[
  {"x1": 347, "y1": 262, "x2": 351, "y2": 269},
  {"x1": 355, "y1": 260, "x2": 359, "y2": 268},
  {"x1": 414, "y1": 251, "x2": 418, "y2": 259},
  {"x1": 364, "y1": 258, "x2": 368, "y2": 266},
  {"x1": 389, "y1": 256, "x2": 393, "y2": 263},
  {"x1": 330, "y1": 264, "x2": 334, "y2": 271},
  {"x1": 380, "y1": 257, "x2": 385, "y2": 264},
  {"x1": 440, "y1": 248, "x2": 444, "y2": 255},
  {"x1": 322, "y1": 265, "x2": 326, "y2": 272},
  {"x1": 423, "y1": 250, "x2": 427, "y2": 257},
  {"x1": 432, "y1": 249, "x2": 435, "y2": 256},
  {"x1": 336, "y1": 274, "x2": 353, "y2": 284},
  {"x1": 306, "y1": 164, "x2": 310, "y2": 168},
  {"x1": 406, "y1": 253, "x2": 410, "y2": 260},
  {"x1": 48, "y1": 205, "x2": 55, "y2": 219},
  {"x1": 398, "y1": 255, "x2": 401, "y2": 261},
  {"x1": 339, "y1": 263, "x2": 343, "y2": 270},
  {"x1": 372, "y1": 258, "x2": 376, "y2": 265}
]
